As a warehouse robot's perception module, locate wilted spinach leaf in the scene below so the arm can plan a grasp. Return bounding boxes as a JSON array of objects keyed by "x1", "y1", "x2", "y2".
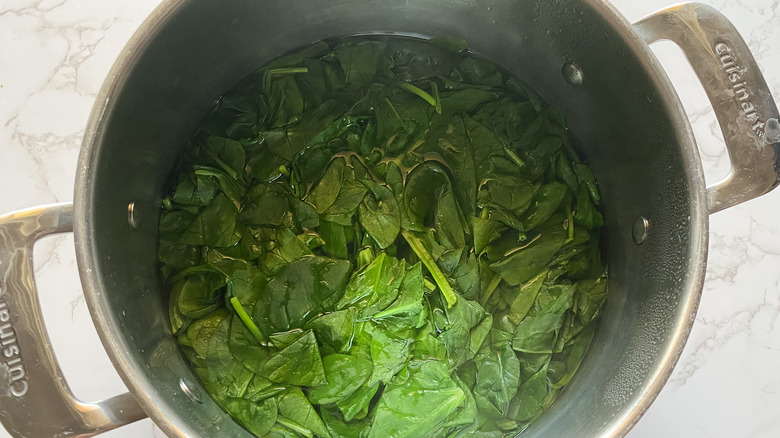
[{"x1": 161, "y1": 34, "x2": 609, "y2": 438}]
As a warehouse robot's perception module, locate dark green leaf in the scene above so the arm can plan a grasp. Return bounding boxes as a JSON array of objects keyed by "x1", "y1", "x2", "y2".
[
  {"x1": 473, "y1": 342, "x2": 520, "y2": 418},
  {"x1": 358, "y1": 179, "x2": 401, "y2": 249},
  {"x1": 187, "y1": 308, "x2": 229, "y2": 357},
  {"x1": 334, "y1": 40, "x2": 386, "y2": 87},
  {"x1": 336, "y1": 253, "x2": 405, "y2": 318},
  {"x1": 337, "y1": 384, "x2": 380, "y2": 422},
  {"x1": 179, "y1": 193, "x2": 238, "y2": 247},
  {"x1": 222, "y1": 396, "x2": 277, "y2": 436},
  {"x1": 307, "y1": 157, "x2": 346, "y2": 213},
  {"x1": 308, "y1": 353, "x2": 374, "y2": 405},
  {"x1": 487, "y1": 214, "x2": 569, "y2": 286},
  {"x1": 319, "y1": 220, "x2": 351, "y2": 260},
  {"x1": 261, "y1": 330, "x2": 327, "y2": 386},
  {"x1": 239, "y1": 182, "x2": 290, "y2": 227},
  {"x1": 367, "y1": 361, "x2": 466, "y2": 438},
  {"x1": 256, "y1": 256, "x2": 353, "y2": 332},
  {"x1": 366, "y1": 323, "x2": 412, "y2": 385},
  {"x1": 473, "y1": 217, "x2": 502, "y2": 256},
  {"x1": 304, "y1": 308, "x2": 357, "y2": 353},
  {"x1": 373, "y1": 261, "x2": 425, "y2": 320},
  {"x1": 277, "y1": 387, "x2": 332, "y2": 438},
  {"x1": 205, "y1": 316, "x2": 254, "y2": 401}
]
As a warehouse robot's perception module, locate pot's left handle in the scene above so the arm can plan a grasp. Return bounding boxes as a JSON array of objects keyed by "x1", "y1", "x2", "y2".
[{"x1": 0, "y1": 204, "x2": 146, "y2": 438}]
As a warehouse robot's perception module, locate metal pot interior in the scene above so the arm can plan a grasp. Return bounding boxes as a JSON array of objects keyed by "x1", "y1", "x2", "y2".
[{"x1": 74, "y1": 0, "x2": 708, "y2": 436}]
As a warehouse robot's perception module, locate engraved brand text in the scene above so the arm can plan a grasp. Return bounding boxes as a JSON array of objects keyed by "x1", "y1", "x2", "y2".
[
  {"x1": 715, "y1": 42, "x2": 765, "y2": 138},
  {"x1": 0, "y1": 296, "x2": 28, "y2": 397}
]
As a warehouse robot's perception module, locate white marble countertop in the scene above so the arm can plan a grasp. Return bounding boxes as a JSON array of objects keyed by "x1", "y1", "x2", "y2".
[{"x1": 1, "y1": 0, "x2": 778, "y2": 437}]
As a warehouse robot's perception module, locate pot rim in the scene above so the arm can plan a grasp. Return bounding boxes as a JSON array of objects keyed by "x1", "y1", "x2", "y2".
[{"x1": 73, "y1": 1, "x2": 709, "y2": 437}]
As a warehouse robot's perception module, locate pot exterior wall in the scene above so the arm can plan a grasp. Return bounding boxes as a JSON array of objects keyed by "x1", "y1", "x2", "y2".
[{"x1": 75, "y1": 1, "x2": 707, "y2": 436}]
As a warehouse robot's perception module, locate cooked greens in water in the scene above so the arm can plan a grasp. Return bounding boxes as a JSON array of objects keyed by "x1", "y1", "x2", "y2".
[{"x1": 160, "y1": 36, "x2": 608, "y2": 437}]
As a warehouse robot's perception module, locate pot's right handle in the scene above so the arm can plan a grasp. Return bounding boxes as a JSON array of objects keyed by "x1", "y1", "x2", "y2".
[
  {"x1": 634, "y1": 2, "x2": 780, "y2": 214},
  {"x1": 0, "y1": 204, "x2": 146, "y2": 437}
]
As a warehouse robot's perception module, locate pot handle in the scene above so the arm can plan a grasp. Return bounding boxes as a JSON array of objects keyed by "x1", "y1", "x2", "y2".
[
  {"x1": 634, "y1": 2, "x2": 780, "y2": 213},
  {"x1": 0, "y1": 203, "x2": 146, "y2": 437}
]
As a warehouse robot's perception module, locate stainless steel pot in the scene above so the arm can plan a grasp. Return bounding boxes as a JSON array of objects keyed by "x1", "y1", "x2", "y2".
[{"x1": 1, "y1": 1, "x2": 778, "y2": 437}]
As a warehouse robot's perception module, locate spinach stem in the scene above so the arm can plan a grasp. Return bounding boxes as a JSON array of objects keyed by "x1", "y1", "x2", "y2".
[
  {"x1": 203, "y1": 148, "x2": 239, "y2": 180},
  {"x1": 565, "y1": 210, "x2": 575, "y2": 243},
  {"x1": 276, "y1": 416, "x2": 313, "y2": 438},
  {"x1": 264, "y1": 67, "x2": 309, "y2": 93},
  {"x1": 252, "y1": 385, "x2": 287, "y2": 402},
  {"x1": 431, "y1": 81, "x2": 442, "y2": 114},
  {"x1": 402, "y1": 230, "x2": 458, "y2": 308},
  {"x1": 229, "y1": 297, "x2": 267, "y2": 345},
  {"x1": 503, "y1": 146, "x2": 525, "y2": 168},
  {"x1": 424, "y1": 278, "x2": 437, "y2": 292},
  {"x1": 398, "y1": 81, "x2": 437, "y2": 109},
  {"x1": 480, "y1": 274, "x2": 502, "y2": 307}
]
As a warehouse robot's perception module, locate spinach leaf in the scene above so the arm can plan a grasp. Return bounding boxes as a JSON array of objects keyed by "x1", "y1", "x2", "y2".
[
  {"x1": 307, "y1": 157, "x2": 346, "y2": 213},
  {"x1": 256, "y1": 256, "x2": 353, "y2": 333},
  {"x1": 372, "y1": 261, "x2": 424, "y2": 320},
  {"x1": 238, "y1": 182, "x2": 290, "y2": 227},
  {"x1": 439, "y1": 298, "x2": 492, "y2": 367},
  {"x1": 179, "y1": 193, "x2": 238, "y2": 247},
  {"x1": 366, "y1": 323, "x2": 412, "y2": 385},
  {"x1": 334, "y1": 40, "x2": 386, "y2": 87},
  {"x1": 162, "y1": 35, "x2": 610, "y2": 438},
  {"x1": 337, "y1": 383, "x2": 380, "y2": 422},
  {"x1": 401, "y1": 230, "x2": 458, "y2": 308},
  {"x1": 304, "y1": 308, "x2": 357, "y2": 353},
  {"x1": 173, "y1": 267, "x2": 227, "y2": 319},
  {"x1": 403, "y1": 162, "x2": 466, "y2": 249},
  {"x1": 367, "y1": 361, "x2": 466, "y2": 438},
  {"x1": 358, "y1": 179, "x2": 401, "y2": 249},
  {"x1": 222, "y1": 396, "x2": 278, "y2": 437},
  {"x1": 517, "y1": 182, "x2": 568, "y2": 232},
  {"x1": 473, "y1": 342, "x2": 521, "y2": 418},
  {"x1": 277, "y1": 387, "x2": 332, "y2": 438},
  {"x1": 502, "y1": 269, "x2": 547, "y2": 325},
  {"x1": 336, "y1": 252, "x2": 405, "y2": 318},
  {"x1": 511, "y1": 355, "x2": 552, "y2": 422},
  {"x1": 203, "y1": 136, "x2": 246, "y2": 179},
  {"x1": 307, "y1": 353, "x2": 373, "y2": 405},
  {"x1": 487, "y1": 214, "x2": 569, "y2": 286},
  {"x1": 187, "y1": 308, "x2": 229, "y2": 357},
  {"x1": 205, "y1": 316, "x2": 254, "y2": 401},
  {"x1": 473, "y1": 216, "x2": 503, "y2": 256},
  {"x1": 318, "y1": 220, "x2": 351, "y2": 260},
  {"x1": 548, "y1": 324, "x2": 596, "y2": 390},
  {"x1": 512, "y1": 283, "x2": 575, "y2": 354},
  {"x1": 261, "y1": 330, "x2": 327, "y2": 386},
  {"x1": 228, "y1": 313, "x2": 268, "y2": 372},
  {"x1": 268, "y1": 75, "x2": 305, "y2": 128},
  {"x1": 478, "y1": 176, "x2": 539, "y2": 218},
  {"x1": 576, "y1": 276, "x2": 608, "y2": 325},
  {"x1": 321, "y1": 406, "x2": 373, "y2": 438}
]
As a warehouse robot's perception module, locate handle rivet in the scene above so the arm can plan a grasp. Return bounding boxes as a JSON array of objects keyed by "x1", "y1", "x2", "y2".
[
  {"x1": 632, "y1": 216, "x2": 650, "y2": 245},
  {"x1": 127, "y1": 202, "x2": 140, "y2": 230},
  {"x1": 562, "y1": 63, "x2": 584, "y2": 87},
  {"x1": 179, "y1": 377, "x2": 202, "y2": 403}
]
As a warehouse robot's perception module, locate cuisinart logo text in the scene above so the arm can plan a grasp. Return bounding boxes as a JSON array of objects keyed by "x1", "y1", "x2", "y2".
[
  {"x1": 715, "y1": 41, "x2": 766, "y2": 138},
  {"x1": 0, "y1": 295, "x2": 28, "y2": 397}
]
